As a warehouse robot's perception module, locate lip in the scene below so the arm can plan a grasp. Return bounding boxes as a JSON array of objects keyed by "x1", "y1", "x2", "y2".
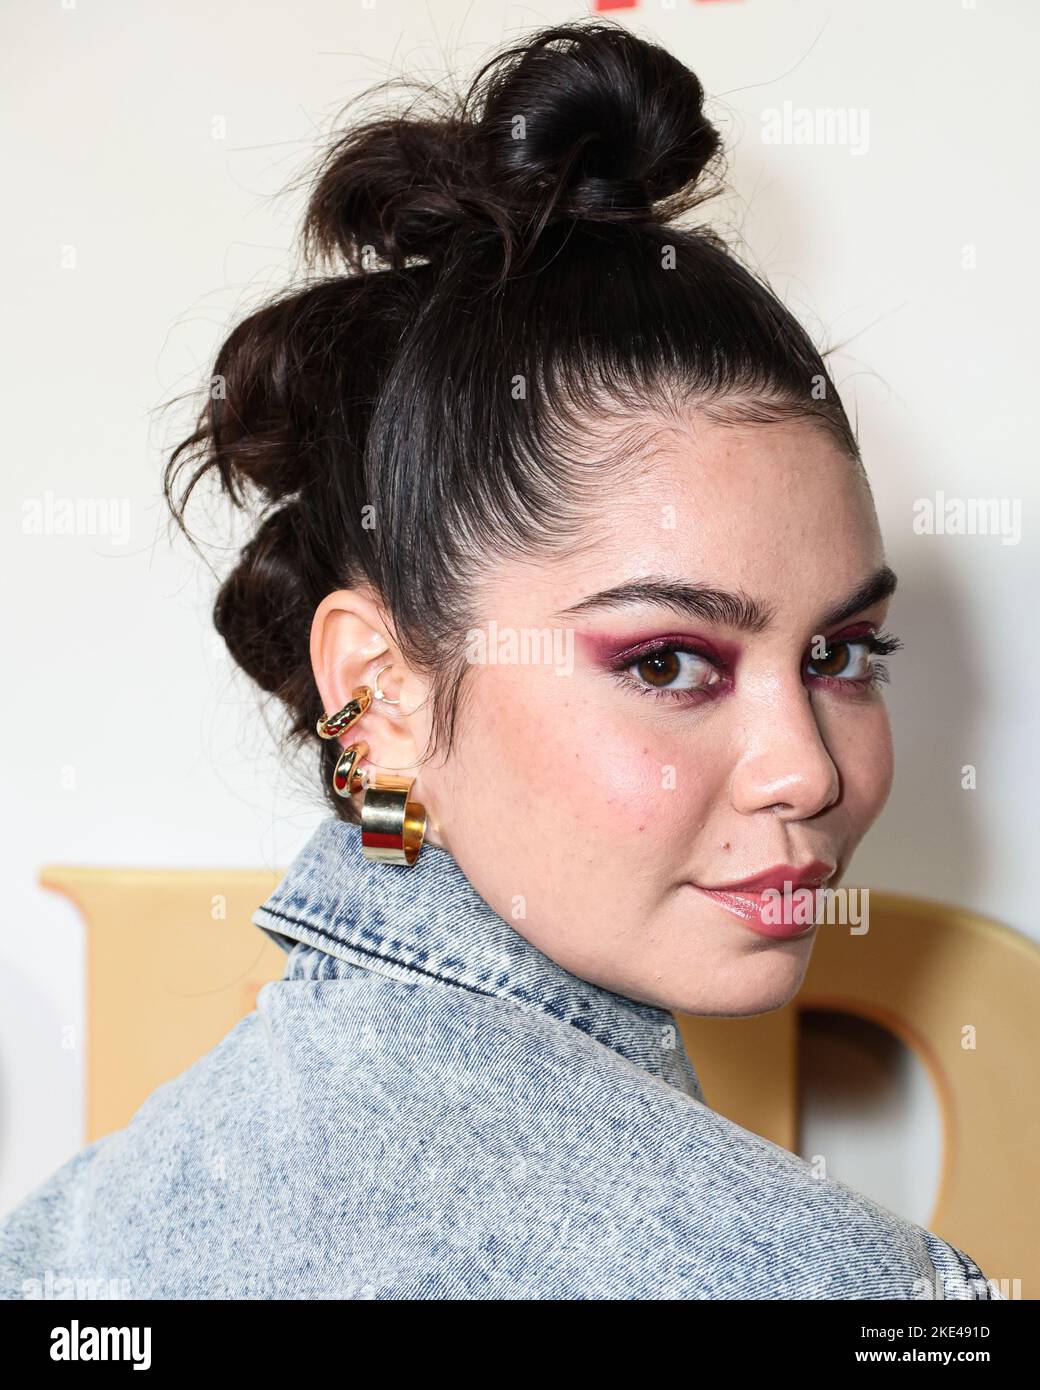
[
  {"x1": 687, "y1": 861, "x2": 837, "y2": 940},
  {"x1": 697, "y1": 861, "x2": 836, "y2": 894}
]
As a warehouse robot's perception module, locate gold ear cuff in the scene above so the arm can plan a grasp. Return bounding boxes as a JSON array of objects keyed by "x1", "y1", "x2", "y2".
[{"x1": 316, "y1": 682, "x2": 427, "y2": 865}]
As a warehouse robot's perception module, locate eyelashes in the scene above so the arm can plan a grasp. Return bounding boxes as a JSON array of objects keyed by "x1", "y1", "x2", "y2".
[
  {"x1": 607, "y1": 629, "x2": 904, "y2": 706},
  {"x1": 806, "y1": 630, "x2": 903, "y2": 691},
  {"x1": 864, "y1": 631, "x2": 903, "y2": 655},
  {"x1": 608, "y1": 642, "x2": 722, "y2": 704}
]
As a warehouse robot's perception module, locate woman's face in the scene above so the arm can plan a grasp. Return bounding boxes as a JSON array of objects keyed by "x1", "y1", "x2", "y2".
[{"x1": 338, "y1": 414, "x2": 897, "y2": 1017}]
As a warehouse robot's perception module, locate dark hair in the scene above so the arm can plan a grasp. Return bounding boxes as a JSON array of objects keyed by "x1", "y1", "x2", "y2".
[{"x1": 163, "y1": 18, "x2": 863, "y2": 823}]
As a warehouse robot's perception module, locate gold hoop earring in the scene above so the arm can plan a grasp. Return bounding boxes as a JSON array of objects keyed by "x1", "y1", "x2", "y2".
[
  {"x1": 330, "y1": 740, "x2": 369, "y2": 800},
  {"x1": 372, "y1": 663, "x2": 400, "y2": 705},
  {"x1": 361, "y1": 774, "x2": 427, "y2": 865},
  {"x1": 316, "y1": 686, "x2": 373, "y2": 740}
]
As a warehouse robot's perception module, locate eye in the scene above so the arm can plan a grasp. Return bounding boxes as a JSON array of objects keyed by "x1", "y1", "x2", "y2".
[
  {"x1": 613, "y1": 643, "x2": 725, "y2": 703},
  {"x1": 807, "y1": 639, "x2": 872, "y2": 680},
  {"x1": 806, "y1": 630, "x2": 904, "y2": 689}
]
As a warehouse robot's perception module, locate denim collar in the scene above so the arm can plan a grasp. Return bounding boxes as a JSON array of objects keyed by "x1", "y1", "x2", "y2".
[{"x1": 252, "y1": 814, "x2": 704, "y2": 1103}]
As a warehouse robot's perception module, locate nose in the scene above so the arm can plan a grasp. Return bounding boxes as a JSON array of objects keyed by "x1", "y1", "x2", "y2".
[{"x1": 729, "y1": 681, "x2": 840, "y2": 821}]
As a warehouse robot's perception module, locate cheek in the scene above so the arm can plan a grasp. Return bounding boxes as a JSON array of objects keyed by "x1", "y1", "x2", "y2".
[{"x1": 473, "y1": 667, "x2": 720, "y2": 842}]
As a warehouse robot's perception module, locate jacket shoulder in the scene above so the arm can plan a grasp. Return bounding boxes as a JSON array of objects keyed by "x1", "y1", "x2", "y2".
[
  {"x1": 255, "y1": 975, "x2": 999, "y2": 1300},
  {"x1": 0, "y1": 974, "x2": 1001, "y2": 1300},
  {"x1": 0, "y1": 1009, "x2": 273, "y2": 1299}
]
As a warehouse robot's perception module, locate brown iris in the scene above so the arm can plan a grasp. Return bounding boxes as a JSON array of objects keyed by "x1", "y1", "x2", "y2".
[
  {"x1": 636, "y1": 649, "x2": 682, "y2": 687},
  {"x1": 811, "y1": 641, "x2": 851, "y2": 676}
]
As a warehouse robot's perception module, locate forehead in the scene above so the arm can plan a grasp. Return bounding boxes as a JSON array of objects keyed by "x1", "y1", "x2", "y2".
[
  {"x1": 609, "y1": 412, "x2": 874, "y2": 532},
  {"x1": 485, "y1": 415, "x2": 886, "y2": 626}
]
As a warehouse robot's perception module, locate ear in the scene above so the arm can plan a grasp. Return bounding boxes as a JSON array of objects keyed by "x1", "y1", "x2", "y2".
[{"x1": 310, "y1": 585, "x2": 433, "y2": 784}]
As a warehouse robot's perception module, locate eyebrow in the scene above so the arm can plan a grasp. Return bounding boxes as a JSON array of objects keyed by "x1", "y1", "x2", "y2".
[{"x1": 551, "y1": 565, "x2": 898, "y2": 634}]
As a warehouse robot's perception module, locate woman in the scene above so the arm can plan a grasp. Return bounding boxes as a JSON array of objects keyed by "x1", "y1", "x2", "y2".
[{"x1": 0, "y1": 19, "x2": 998, "y2": 1299}]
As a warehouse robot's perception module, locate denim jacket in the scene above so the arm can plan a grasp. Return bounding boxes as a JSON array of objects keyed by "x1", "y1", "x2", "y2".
[{"x1": 0, "y1": 815, "x2": 1000, "y2": 1300}]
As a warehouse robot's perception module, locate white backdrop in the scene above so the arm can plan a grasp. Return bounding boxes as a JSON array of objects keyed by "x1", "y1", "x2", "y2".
[{"x1": 2, "y1": 0, "x2": 1036, "y2": 1225}]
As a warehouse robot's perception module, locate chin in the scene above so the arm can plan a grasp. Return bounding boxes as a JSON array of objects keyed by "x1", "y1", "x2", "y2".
[{"x1": 645, "y1": 948, "x2": 813, "y2": 1019}]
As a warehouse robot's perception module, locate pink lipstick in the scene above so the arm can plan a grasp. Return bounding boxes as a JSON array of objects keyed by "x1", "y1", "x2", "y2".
[{"x1": 688, "y1": 861, "x2": 835, "y2": 940}]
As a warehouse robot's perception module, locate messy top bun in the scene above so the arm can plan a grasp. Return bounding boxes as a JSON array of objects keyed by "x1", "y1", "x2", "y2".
[
  {"x1": 304, "y1": 21, "x2": 723, "y2": 275},
  {"x1": 163, "y1": 19, "x2": 861, "y2": 822}
]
